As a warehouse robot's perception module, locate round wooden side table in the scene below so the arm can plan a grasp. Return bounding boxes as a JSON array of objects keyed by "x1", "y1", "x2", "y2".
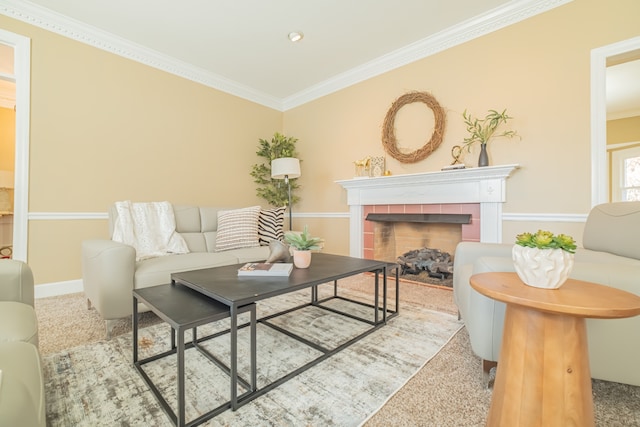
[{"x1": 470, "y1": 271, "x2": 640, "y2": 427}]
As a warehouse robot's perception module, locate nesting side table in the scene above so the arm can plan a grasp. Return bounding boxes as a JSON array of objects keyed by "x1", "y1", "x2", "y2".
[{"x1": 133, "y1": 283, "x2": 256, "y2": 427}]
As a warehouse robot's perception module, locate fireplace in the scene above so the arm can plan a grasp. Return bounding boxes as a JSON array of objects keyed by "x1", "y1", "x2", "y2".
[
  {"x1": 365, "y1": 210, "x2": 472, "y2": 260},
  {"x1": 336, "y1": 164, "x2": 519, "y2": 258},
  {"x1": 366, "y1": 209, "x2": 475, "y2": 286}
]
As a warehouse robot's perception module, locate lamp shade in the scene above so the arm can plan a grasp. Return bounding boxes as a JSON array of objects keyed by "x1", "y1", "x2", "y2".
[{"x1": 271, "y1": 157, "x2": 301, "y2": 179}]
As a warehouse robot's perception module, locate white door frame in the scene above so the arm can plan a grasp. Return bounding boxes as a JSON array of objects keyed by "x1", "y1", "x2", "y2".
[
  {"x1": 0, "y1": 29, "x2": 30, "y2": 262},
  {"x1": 591, "y1": 36, "x2": 640, "y2": 207}
]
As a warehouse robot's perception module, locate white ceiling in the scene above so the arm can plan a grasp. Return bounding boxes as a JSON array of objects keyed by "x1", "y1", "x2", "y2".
[
  {"x1": 606, "y1": 59, "x2": 640, "y2": 120},
  {"x1": 1, "y1": 0, "x2": 636, "y2": 116}
]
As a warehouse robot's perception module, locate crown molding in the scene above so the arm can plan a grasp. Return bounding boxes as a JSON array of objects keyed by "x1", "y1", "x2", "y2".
[
  {"x1": 283, "y1": 0, "x2": 573, "y2": 110},
  {"x1": 0, "y1": 0, "x2": 284, "y2": 110},
  {"x1": 0, "y1": 0, "x2": 571, "y2": 112}
]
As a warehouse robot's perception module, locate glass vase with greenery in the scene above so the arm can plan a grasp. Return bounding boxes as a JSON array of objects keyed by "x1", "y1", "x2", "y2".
[{"x1": 461, "y1": 109, "x2": 519, "y2": 152}]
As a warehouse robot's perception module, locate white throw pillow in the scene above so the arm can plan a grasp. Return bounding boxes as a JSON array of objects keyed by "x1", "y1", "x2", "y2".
[{"x1": 215, "y1": 206, "x2": 261, "y2": 251}]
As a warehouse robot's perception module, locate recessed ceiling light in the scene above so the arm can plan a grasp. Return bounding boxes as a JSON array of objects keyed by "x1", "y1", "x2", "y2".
[{"x1": 288, "y1": 31, "x2": 304, "y2": 42}]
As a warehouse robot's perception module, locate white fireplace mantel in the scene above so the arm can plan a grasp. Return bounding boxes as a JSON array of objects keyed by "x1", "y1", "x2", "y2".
[{"x1": 336, "y1": 164, "x2": 519, "y2": 257}]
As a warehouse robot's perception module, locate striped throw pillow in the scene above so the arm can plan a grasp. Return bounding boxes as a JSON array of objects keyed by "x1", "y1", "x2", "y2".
[
  {"x1": 215, "y1": 206, "x2": 261, "y2": 251},
  {"x1": 258, "y1": 207, "x2": 286, "y2": 246}
]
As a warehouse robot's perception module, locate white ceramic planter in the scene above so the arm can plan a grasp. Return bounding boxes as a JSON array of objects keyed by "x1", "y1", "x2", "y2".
[
  {"x1": 293, "y1": 250, "x2": 312, "y2": 269},
  {"x1": 512, "y1": 245, "x2": 574, "y2": 289}
]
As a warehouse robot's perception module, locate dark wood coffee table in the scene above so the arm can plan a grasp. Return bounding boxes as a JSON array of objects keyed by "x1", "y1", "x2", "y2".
[{"x1": 170, "y1": 253, "x2": 398, "y2": 411}]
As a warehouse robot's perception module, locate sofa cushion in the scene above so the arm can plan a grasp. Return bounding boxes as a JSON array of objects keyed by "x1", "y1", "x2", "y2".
[
  {"x1": 215, "y1": 206, "x2": 261, "y2": 251},
  {"x1": 258, "y1": 206, "x2": 286, "y2": 246},
  {"x1": 134, "y1": 252, "x2": 241, "y2": 288}
]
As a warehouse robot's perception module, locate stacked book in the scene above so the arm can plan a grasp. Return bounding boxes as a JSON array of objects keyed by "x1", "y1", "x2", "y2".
[{"x1": 237, "y1": 263, "x2": 293, "y2": 276}]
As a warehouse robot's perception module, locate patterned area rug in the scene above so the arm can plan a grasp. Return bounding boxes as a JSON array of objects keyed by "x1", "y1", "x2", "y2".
[{"x1": 43, "y1": 286, "x2": 463, "y2": 426}]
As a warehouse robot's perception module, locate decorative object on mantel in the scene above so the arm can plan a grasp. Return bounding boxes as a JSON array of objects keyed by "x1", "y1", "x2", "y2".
[
  {"x1": 284, "y1": 225, "x2": 323, "y2": 269},
  {"x1": 512, "y1": 230, "x2": 576, "y2": 289},
  {"x1": 461, "y1": 109, "x2": 520, "y2": 167},
  {"x1": 250, "y1": 132, "x2": 301, "y2": 208},
  {"x1": 370, "y1": 156, "x2": 385, "y2": 177},
  {"x1": 383, "y1": 170, "x2": 392, "y2": 176},
  {"x1": 354, "y1": 156, "x2": 371, "y2": 178},
  {"x1": 381, "y1": 91, "x2": 446, "y2": 164},
  {"x1": 441, "y1": 145, "x2": 466, "y2": 170}
]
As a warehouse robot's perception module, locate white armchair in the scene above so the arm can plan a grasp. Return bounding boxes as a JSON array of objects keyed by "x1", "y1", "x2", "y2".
[{"x1": 453, "y1": 201, "x2": 640, "y2": 386}]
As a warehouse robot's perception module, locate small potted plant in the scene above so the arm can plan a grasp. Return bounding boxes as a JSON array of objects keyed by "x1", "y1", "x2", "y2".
[
  {"x1": 512, "y1": 230, "x2": 577, "y2": 289},
  {"x1": 284, "y1": 225, "x2": 323, "y2": 268},
  {"x1": 461, "y1": 109, "x2": 519, "y2": 167}
]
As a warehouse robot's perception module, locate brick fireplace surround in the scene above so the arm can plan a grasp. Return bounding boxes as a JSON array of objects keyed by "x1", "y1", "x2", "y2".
[
  {"x1": 336, "y1": 164, "x2": 519, "y2": 258},
  {"x1": 363, "y1": 203, "x2": 479, "y2": 260}
]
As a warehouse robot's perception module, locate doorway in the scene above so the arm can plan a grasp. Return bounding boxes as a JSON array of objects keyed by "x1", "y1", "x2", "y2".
[
  {"x1": 0, "y1": 42, "x2": 15, "y2": 257},
  {"x1": 0, "y1": 29, "x2": 30, "y2": 262}
]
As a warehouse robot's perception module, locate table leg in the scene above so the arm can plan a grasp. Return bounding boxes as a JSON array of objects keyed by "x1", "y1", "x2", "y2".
[
  {"x1": 382, "y1": 266, "x2": 388, "y2": 323},
  {"x1": 177, "y1": 328, "x2": 185, "y2": 427},
  {"x1": 488, "y1": 304, "x2": 595, "y2": 427},
  {"x1": 374, "y1": 270, "x2": 379, "y2": 324},
  {"x1": 230, "y1": 304, "x2": 238, "y2": 410},
  {"x1": 250, "y1": 304, "x2": 257, "y2": 391},
  {"x1": 132, "y1": 296, "x2": 138, "y2": 363}
]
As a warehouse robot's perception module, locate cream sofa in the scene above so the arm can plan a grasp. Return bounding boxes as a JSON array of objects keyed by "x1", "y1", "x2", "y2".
[
  {"x1": 0, "y1": 259, "x2": 45, "y2": 427},
  {"x1": 82, "y1": 205, "x2": 271, "y2": 338},
  {"x1": 453, "y1": 201, "x2": 640, "y2": 386}
]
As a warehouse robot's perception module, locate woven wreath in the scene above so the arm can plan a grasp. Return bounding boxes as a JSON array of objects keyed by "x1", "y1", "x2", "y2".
[{"x1": 381, "y1": 91, "x2": 446, "y2": 164}]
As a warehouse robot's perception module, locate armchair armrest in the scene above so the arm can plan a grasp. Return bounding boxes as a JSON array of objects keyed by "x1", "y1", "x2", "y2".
[
  {"x1": 81, "y1": 239, "x2": 136, "y2": 320},
  {"x1": 0, "y1": 259, "x2": 34, "y2": 307}
]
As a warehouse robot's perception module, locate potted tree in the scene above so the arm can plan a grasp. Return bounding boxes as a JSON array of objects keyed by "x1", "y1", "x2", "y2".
[
  {"x1": 284, "y1": 225, "x2": 323, "y2": 268},
  {"x1": 461, "y1": 109, "x2": 519, "y2": 167},
  {"x1": 250, "y1": 132, "x2": 300, "y2": 207}
]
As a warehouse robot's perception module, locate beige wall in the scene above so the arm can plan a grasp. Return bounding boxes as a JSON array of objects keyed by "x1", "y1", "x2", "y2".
[
  {"x1": 608, "y1": 116, "x2": 640, "y2": 144},
  {"x1": 284, "y1": 0, "x2": 640, "y2": 253},
  {"x1": 1, "y1": 0, "x2": 639, "y2": 285},
  {"x1": 0, "y1": 16, "x2": 282, "y2": 284}
]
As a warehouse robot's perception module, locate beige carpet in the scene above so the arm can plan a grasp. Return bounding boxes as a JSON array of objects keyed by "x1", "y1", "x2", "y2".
[{"x1": 35, "y1": 275, "x2": 640, "y2": 426}]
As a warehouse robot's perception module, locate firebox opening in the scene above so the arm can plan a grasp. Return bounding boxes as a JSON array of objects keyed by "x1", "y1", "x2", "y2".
[{"x1": 371, "y1": 221, "x2": 461, "y2": 288}]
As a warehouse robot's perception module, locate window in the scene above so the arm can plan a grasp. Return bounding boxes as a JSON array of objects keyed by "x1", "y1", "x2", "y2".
[{"x1": 612, "y1": 145, "x2": 640, "y2": 202}]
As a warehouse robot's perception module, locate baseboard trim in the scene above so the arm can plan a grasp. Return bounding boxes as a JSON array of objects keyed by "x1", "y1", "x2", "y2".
[{"x1": 35, "y1": 279, "x2": 83, "y2": 299}]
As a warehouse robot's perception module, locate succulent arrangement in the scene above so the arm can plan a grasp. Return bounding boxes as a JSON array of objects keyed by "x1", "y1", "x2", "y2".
[
  {"x1": 284, "y1": 225, "x2": 323, "y2": 251},
  {"x1": 515, "y1": 230, "x2": 577, "y2": 253}
]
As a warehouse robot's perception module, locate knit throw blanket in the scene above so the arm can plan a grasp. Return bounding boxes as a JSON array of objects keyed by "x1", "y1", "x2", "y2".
[{"x1": 112, "y1": 201, "x2": 189, "y2": 261}]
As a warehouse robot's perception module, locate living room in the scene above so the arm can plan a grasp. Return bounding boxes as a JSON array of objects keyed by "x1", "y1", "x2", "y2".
[
  {"x1": 0, "y1": 0, "x2": 639, "y2": 425},
  {"x1": 0, "y1": 0, "x2": 637, "y2": 289}
]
